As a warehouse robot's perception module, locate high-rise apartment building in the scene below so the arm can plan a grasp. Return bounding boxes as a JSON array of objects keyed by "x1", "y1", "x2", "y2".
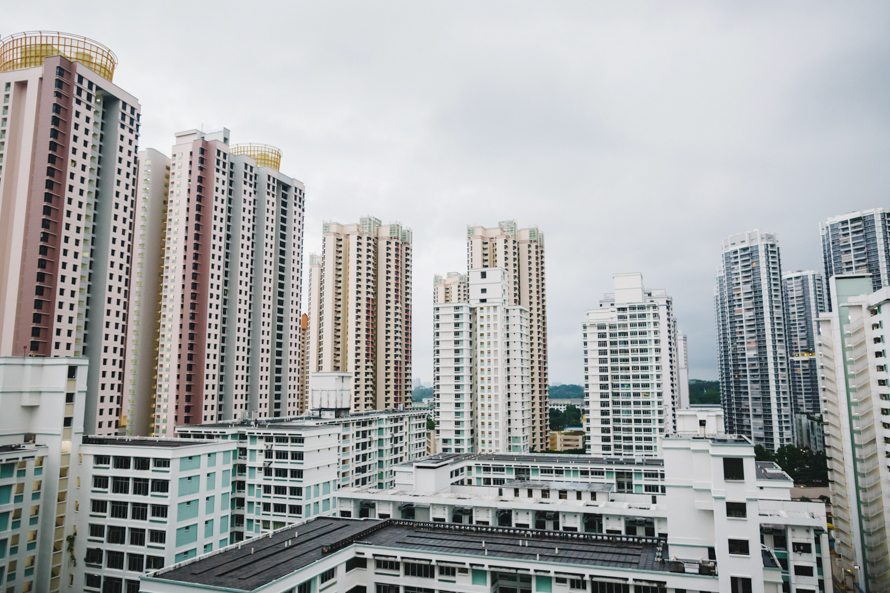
[
  {"x1": 583, "y1": 273, "x2": 679, "y2": 457},
  {"x1": 308, "y1": 217, "x2": 412, "y2": 412},
  {"x1": 715, "y1": 231, "x2": 793, "y2": 451},
  {"x1": 0, "y1": 357, "x2": 88, "y2": 593},
  {"x1": 154, "y1": 132, "x2": 305, "y2": 435},
  {"x1": 122, "y1": 149, "x2": 170, "y2": 436},
  {"x1": 0, "y1": 32, "x2": 141, "y2": 434},
  {"x1": 467, "y1": 221, "x2": 548, "y2": 451},
  {"x1": 677, "y1": 332, "x2": 690, "y2": 409},
  {"x1": 782, "y1": 271, "x2": 827, "y2": 449},
  {"x1": 818, "y1": 275, "x2": 890, "y2": 593},
  {"x1": 821, "y1": 208, "x2": 890, "y2": 302},
  {"x1": 434, "y1": 269, "x2": 531, "y2": 454}
]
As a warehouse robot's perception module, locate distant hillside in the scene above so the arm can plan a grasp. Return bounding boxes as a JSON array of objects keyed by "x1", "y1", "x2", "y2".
[
  {"x1": 549, "y1": 384, "x2": 584, "y2": 399},
  {"x1": 689, "y1": 379, "x2": 720, "y2": 405},
  {"x1": 412, "y1": 385, "x2": 433, "y2": 401}
]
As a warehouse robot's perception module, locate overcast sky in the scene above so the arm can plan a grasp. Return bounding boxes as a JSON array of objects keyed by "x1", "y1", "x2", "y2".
[{"x1": 7, "y1": 2, "x2": 889, "y2": 383}]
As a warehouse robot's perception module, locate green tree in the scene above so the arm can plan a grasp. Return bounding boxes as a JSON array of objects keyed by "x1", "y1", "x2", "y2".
[{"x1": 549, "y1": 405, "x2": 583, "y2": 431}]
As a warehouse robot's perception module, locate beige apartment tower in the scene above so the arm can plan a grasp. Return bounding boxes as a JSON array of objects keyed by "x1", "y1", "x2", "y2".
[
  {"x1": 308, "y1": 217, "x2": 413, "y2": 412},
  {"x1": 468, "y1": 221, "x2": 549, "y2": 451},
  {"x1": 0, "y1": 32, "x2": 141, "y2": 435}
]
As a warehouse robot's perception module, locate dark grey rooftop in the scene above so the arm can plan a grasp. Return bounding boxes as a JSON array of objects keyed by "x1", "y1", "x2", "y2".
[
  {"x1": 150, "y1": 518, "x2": 693, "y2": 591},
  {"x1": 81, "y1": 436, "x2": 218, "y2": 448},
  {"x1": 416, "y1": 452, "x2": 664, "y2": 467},
  {"x1": 755, "y1": 461, "x2": 792, "y2": 482},
  {"x1": 151, "y1": 518, "x2": 374, "y2": 591}
]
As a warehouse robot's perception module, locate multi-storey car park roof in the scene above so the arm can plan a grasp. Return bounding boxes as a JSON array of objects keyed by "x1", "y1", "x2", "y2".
[{"x1": 147, "y1": 517, "x2": 700, "y2": 592}]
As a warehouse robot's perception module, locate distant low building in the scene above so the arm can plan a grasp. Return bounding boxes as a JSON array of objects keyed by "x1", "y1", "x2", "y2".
[
  {"x1": 549, "y1": 428, "x2": 585, "y2": 452},
  {"x1": 548, "y1": 398, "x2": 586, "y2": 414}
]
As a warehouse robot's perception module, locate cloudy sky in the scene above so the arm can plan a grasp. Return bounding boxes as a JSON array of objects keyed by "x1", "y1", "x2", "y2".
[{"x1": 7, "y1": 2, "x2": 888, "y2": 382}]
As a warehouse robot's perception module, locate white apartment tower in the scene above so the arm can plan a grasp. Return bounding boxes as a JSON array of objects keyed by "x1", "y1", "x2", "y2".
[
  {"x1": 434, "y1": 269, "x2": 531, "y2": 454},
  {"x1": 309, "y1": 217, "x2": 413, "y2": 412},
  {"x1": 821, "y1": 208, "x2": 890, "y2": 302},
  {"x1": 716, "y1": 231, "x2": 793, "y2": 451},
  {"x1": 122, "y1": 149, "x2": 170, "y2": 436},
  {"x1": 154, "y1": 132, "x2": 305, "y2": 435},
  {"x1": 677, "y1": 332, "x2": 690, "y2": 409},
  {"x1": 468, "y1": 221, "x2": 548, "y2": 451},
  {"x1": 583, "y1": 273, "x2": 679, "y2": 457},
  {"x1": 0, "y1": 32, "x2": 141, "y2": 434},
  {"x1": 782, "y1": 270, "x2": 827, "y2": 420},
  {"x1": 818, "y1": 275, "x2": 890, "y2": 593}
]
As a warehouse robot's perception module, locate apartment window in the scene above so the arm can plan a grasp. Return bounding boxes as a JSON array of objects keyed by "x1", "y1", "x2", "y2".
[
  {"x1": 376, "y1": 558, "x2": 400, "y2": 572},
  {"x1": 91, "y1": 500, "x2": 108, "y2": 515},
  {"x1": 726, "y1": 502, "x2": 747, "y2": 518},
  {"x1": 133, "y1": 478, "x2": 149, "y2": 496},
  {"x1": 85, "y1": 548, "x2": 103, "y2": 566},
  {"x1": 346, "y1": 557, "x2": 366, "y2": 572},
  {"x1": 146, "y1": 556, "x2": 164, "y2": 570},
  {"x1": 131, "y1": 503, "x2": 148, "y2": 521},
  {"x1": 723, "y1": 457, "x2": 745, "y2": 481},
  {"x1": 149, "y1": 530, "x2": 166, "y2": 545},
  {"x1": 728, "y1": 539, "x2": 750, "y2": 555},
  {"x1": 106, "y1": 550, "x2": 125, "y2": 569},
  {"x1": 439, "y1": 565, "x2": 457, "y2": 578},
  {"x1": 129, "y1": 528, "x2": 145, "y2": 546},
  {"x1": 404, "y1": 562, "x2": 434, "y2": 578},
  {"x1": 320, "y1": 567, "x2": 335, "y2": 583},
  {"x1": 88, "y1": 524, "x2": 104, "y2": 539},
  {"x1": 792, "y1": 542, "x2": 813, "y2": 554},
  {"x1": 92, "y1": 476, "x2": 109, "y2": 490},
  {"x1": 793, "y1": 565, "x2": 814, "y2": 577},
  {"x1": 730, "y1": 577, "x2": 752, "y2": 593},
  {"x1": 113, "y1": 457, "x2": 131, "y2": 470},
  {"x1": 110, "y1": 501, "x2": 128, "y2": 519},
  {"x1": 112, "y1": 476, "x2": 130, "y2": 494},
  {"x1": 107, "y1": 525, "x2": 126, "y2": 544},
  {"x1": 150, "y1": 505, "x2": 168, "y2": 519}
]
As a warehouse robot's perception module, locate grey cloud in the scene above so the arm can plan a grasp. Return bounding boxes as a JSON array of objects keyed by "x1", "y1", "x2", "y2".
[{"x1": 7, "y1": 0, "x2": 888, "y2": 382}]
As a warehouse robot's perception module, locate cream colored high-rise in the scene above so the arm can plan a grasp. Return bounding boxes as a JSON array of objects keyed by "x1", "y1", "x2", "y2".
[
  {"x1": 468, "y1": 221, "x2": 548, "y2": 451},
  {"x1": 308, "y1": 217, "x2": 412, "y2": 411}
]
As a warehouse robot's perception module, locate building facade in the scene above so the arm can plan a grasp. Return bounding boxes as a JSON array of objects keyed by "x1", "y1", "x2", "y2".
[
  {"x1": 69, "y1": 437, "x2": 237, "y2": 593},
  {"x1": 0, "y1": 32, "x2": 141, "y2": 435},
  {"x1": 122, "y1": 149, "x2": 170, "y2": 436},
  {"x1": 715, "y1": 231, "x2": 793, "y2": 451},
  {"x1": 820, "y1": 208, "x2": 890, "y2": 302},
  {"x1": 782, "y1": 270, "x2": 827, "y2": 451},
  {"x1": 434, "y1": 269, "x2": 532, "y2": 454},
  {"x1": 308, "y1": 217, "x2": 413, "y2": 412},
  {"x1": 0, "y1": 443, "x2": 47, "y2": 593},
  {"x1": 584, "y1": 273, "x2": 680, "y2": 457},
  {"x1": 818, "y1": 275, "x2": 890, "y2": 593},
  {"x1": 468, "y1": 221, "x2": 549, "y2": 451},
  {"x1": 0, "y1": 357, "x2": 87, "y2": 593},
  {"x1": 153, "y1": 132, "x2": 305, "y2": 435}
]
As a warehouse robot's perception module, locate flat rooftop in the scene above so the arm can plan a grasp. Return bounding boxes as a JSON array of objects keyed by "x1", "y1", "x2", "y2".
[
  {"x1": 415, "y1": 452, "x2": 664, "y2": 467},
  {"x1": 81, "y1": 436, "x2": 218, "y2": 448},
  {"x1": 150, "y1": 517, "x2": 688, "y2": 591},
  {"x1": 756, "y1": 461, "x2": 792, "y2": 482},
  {"x1": 505, "y1": 480, "x2": 613, "y2": 492}
]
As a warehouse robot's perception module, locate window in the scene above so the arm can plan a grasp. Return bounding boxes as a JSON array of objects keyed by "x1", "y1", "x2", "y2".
[
  {"x1": 298, "y1": 582, "x2": 312, "y2": 593},
  {"x1": 146, "y1": 556, "x2": 164, "y2": 570},
  {"x1": 376, "y1": 585, "x2": 400, "y2": 593},
  {"x1": 106, "y1": 550, "x2": 125, "y2": 569},
  {"x1": 730, "y1": 577, "x2": 752, "y2": 593},
  {"x1": 113, "y1": 457, "x2": 131, "y2": 470},
  {"x1": 723, "y1": 457, "x2": 745, "y2": 481},
  {"x1": 793, "y1": 565, "x2": 814, "y2": 577},
  {"x1": 112, "y1": 476, "x2": 130, "y2": 494},
  {"x1": 150, "y1": 505, "x2": 168, "y2": 519},
  {"x1": 439, "y1": 565, "x2": 457, "y2": 578},
  {"x1": 133, "y1": 478, "x2": 149, "y2": 496},
  {"x1": 91, "y1": 500, "x2": 107, "y2": 515},
  {"x1": 376, "y1": 558, "x2": 400, "y2": 572},
  {"x1": 149, "y1": 530, "x2": 166, "y2": 545},
  {"x1": 128, "y1": 554, "x2": 144, "y2": 572},
  {"x1": 110, "y1": 501, "x2": 128, "y2": 519},
  {"x1": 107, "y1": 525, "x2": 126, "y2": 544},
  {"x1": 404, "y1": 562, "x2": 434, "y2": 578},
  {"x1": 792, "y1": 542, "x2": 813, "y2": 554},
  {"x1": 129, "y1": 528, "x2": 145, "y2": 546},
  {"x1": 88, "y1": 524, "x2": 105, "y2": 539},
  {"x1": 320, "y1": 567, "x2": 335, "y2": 583},
  {"x1": 726, "y1": 502, "x2": 747, "y2": 518},
  {"x1": 85, "y1": 547, "x2": 103, "y2": 565},
  {"x1": 346, "y1": 557, "x2": 366, "y2": 572},
  {"x1": 728, "y1": 539, "x2": 750, "y2": 555},
  {"x1": 92, "y1": 476, "x2": 109, "y2": 490},
  {"x1": 131, "y1": 503, "x2": 148, "y2": 521}
]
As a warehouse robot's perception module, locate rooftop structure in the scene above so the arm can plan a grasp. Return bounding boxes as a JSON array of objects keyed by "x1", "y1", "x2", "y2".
[{"x1": 0, "y1": 31, "x2": 117, "y2": 80}]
